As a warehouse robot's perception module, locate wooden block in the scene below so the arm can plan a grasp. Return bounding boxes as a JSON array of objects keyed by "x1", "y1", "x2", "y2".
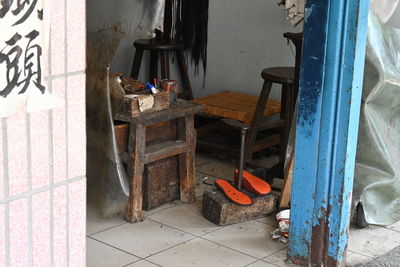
[
  {"x1": 129, "y1": 91, "x2": 171, "y2": 117},
  {"x1": 143, "y1": 156, "x2": 180, "y2": 211},
  {"x1": 202, "y1": 189, "x2": 276, "y2": 226}
]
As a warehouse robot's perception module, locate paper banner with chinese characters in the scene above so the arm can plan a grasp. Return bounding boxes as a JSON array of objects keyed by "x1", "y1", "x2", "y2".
[{"x1": 0, "y1": 0, "x2": 59, "y2": 118}]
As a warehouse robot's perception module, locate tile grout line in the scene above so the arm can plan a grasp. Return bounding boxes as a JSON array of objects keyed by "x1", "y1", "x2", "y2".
[
  {"x1": 0, "y1": 176, "x2": 86, "y2": 205},
  {"x1": 145, "y1": 215, "x2": 228, "y2": 239},
  {"x1": 264, "y1": 247, "x2": 286, "y2": 258},
  {"x1": 146, "y1": 217, "x2": 199, "y2": 238},
  {"x1": 142, "y1": 236, "x2": 198, "y2": 261},
  {"x1": 242, "y1": 259, "x2": 259, "y2": 267},
  {"x1": 347, "y1": 250, "x2": 376, "y2": 259},
  {"x1": 142, "y1": 259, "x2": 162, "y2": 267},
  {"x1": 194, "y1": 160, "x2": 212, "y2": 168},
  {"x1": 121, "y1": 259, "x2": 141, "y2": 267},
  {"x1": 384, "y1": 227, "x2": 400, "y2": 234},
  {"x1": 121, "y1": 258, "x2": 162, "y2": 267},
  {"x1": 243, "y1": 259, "x2": 280, "y2": 267},
  {"x1": 263, "y1": 260, "x2": 280, "y2": 267},
  {"x1": 44, "y1": 70, "x2": 85, "y2": 81},
  {"x1": 261, "y1": 247, "x2": 291, "y2": 266},
  {"x1": 88, "y1": 213, "x2": 279, "y2": 265},
  {"x1": 198, "y1": 236, "x2": 260, "y2": 261},
  {"x1": 2, "y1": 118, "x2": 10, "y2": 267},
  {"x1": 196, "y1": 169, "x2": 234, "y2": 181},
  {"x1": 89, "y1": 232, "x2": 198, "y2": 263},
  {"x1": 87, "y1": 236, "x2": 144, "y2": 259},
  {"x1": 87, "y1": 202, "x2": 180, "y2": 237},
  {"x1": 254, "y1": 218, "x2": 278, "y2": 228},
  {"x1": 47, "y1": 24, "x2": 55, "y2": 267},
  {"x1": 94, "y1": 215, "x2": 197, "y2": 242},
  {"x1": 27, "y1": 112, "x2": 33, "y2": 267},
  {"x1": 198, "y1": 225, "x2": 228, "y2": 237},
  {"x1": 64, "y1": 0, "x2": 69, "y2": 264},
  {"x1": 124, "y1": 215, "x2": 266, "y2": 262},
  {"x1": 87, "y1": 221, "x2": 127, "y2": 237},
  {"x1": 260, "y1": 215, "x2": 281, "y2": 228},
  {"x1": 144, "y1": 202, "x2": 179, "y2": 216}
]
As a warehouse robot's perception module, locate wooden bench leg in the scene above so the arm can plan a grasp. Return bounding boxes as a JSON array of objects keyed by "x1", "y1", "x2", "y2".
[
  {"x1": 130, "y1": 48, "x2": 144, "y2": 79},
  {"x1": 125, "y1": 123, "x2": 146, "y2": 223},
  {"x1": 149, "y1": 51, "x2": 159, "y2": 83},
  {"x1": 178, "y1": 115, "x2": 196, "y2": 203},
  {"x1": 176, "y1": 51, "x2": 193, "y2": 100},
  {"x1": 245, "y1": 80, "x2": 273, "y2": 161},
  {"x1": 160, "y1": 51, "x2": 170, "y2": 79},
  {"x1": 280, "y1": 84, "x2": 292, "y2": 161}
]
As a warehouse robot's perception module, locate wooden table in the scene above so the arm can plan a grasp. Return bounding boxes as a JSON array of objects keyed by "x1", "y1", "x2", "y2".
[{"x1": 114, "y1": 100, "x2": 203, "y2": 223}]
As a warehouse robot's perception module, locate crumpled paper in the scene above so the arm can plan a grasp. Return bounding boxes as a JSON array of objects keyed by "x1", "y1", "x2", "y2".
[
  {"x1": 271, "y1": 209, "x2": 290, "y2": 243},
  {"x1": 282, "y1": 0, "x2": 305, "y2": 26}
]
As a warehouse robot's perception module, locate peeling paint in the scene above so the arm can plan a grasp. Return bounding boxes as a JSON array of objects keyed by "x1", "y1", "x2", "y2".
[
  {"x1": 288, "y1": 0, "x2": 371, "y2": 265},
  {"x1": 304, "y1": 4, "x2": 315, "y2": 23}
]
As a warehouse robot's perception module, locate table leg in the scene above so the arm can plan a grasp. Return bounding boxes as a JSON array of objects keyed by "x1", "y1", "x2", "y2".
[
  {"x1": 125, "y1": 123, "x2": 146, "y2": 223},
  {"x1": 178, "y1": 115, "x2": 196, "y2": 203}
]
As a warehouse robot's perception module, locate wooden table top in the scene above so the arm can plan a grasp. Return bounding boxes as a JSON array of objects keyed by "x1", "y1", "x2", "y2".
[{"x1": 114, "y1": 100, "x2": 203, "y2": 125}]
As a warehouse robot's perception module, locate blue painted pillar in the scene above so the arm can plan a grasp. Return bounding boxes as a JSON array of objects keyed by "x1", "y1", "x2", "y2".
[{"x1": 288, "y1": 0, "x2": 370, "y2": 266}]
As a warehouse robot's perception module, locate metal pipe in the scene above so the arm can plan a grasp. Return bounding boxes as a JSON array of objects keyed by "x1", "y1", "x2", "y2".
[{"x1": 238, "y1": 128, "x2": 247, "y2": 190}]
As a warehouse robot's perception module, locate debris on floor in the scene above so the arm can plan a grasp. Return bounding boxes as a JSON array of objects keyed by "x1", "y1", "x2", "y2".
[{"x1": 271, "y1": 209, "x2": 290, "y2": 243}]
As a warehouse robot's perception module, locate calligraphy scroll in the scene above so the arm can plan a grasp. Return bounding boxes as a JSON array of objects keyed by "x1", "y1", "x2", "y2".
[{"x1": 0, "y1": 0, "x2": 56, "y2": 118}]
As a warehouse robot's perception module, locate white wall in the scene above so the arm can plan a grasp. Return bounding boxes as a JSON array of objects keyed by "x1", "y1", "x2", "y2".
[
  {"x1": 87, "y1": 0, "x2": 298, "y2": 100},
  {"x1": 187, "y1": 0, "x2": 298, "y2": 99},
  {"x1": 388, "y1": 4, "x2": 400, "y2": 28}
]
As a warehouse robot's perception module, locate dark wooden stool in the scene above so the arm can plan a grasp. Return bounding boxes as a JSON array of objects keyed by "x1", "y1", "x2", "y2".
[
  {"x1": 257, "y1": 67, "x2": 295, "y2": 162},
  {"x1": 283, "y1": 32, "x2": 303, "y2": 96},
  {"x1": 130, "y1": 38, "x2": 193, "y2": 100}
]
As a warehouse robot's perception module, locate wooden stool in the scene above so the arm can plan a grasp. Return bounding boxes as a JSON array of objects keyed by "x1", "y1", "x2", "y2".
[
  {"x1": 193, "y1": 91, "x2": 283, "y2": 160},
  {"x1": 130, "y1": 38, "x2": 193, "y2": 100},
  {"x1": 259, "y1": 67, "x2": 295, "y2": 161},
  {"x1": 114, "y1": 100, "x2": 203, "y2": 223}
]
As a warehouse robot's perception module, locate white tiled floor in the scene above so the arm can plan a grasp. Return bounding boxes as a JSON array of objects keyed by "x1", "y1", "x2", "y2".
[{"x1": 87, "y1": 152, "x2": 400, "y2": 267}]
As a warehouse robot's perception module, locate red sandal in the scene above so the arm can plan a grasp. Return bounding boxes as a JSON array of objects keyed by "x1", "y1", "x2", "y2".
[
  {"x1": 215, "y1": 179, "x2": 253, "y2": 206},
  {"x1": 234, "y1": 169, "x2": 271, "y2": 196}
]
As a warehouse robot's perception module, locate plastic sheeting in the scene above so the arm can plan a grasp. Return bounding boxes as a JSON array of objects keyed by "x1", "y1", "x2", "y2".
[
  {"x1": 352, "y1": 13, "x2": 400, "y2": 226},
  {"x1": 370, "y1": 0, "x2": 399, "y2": 24}
]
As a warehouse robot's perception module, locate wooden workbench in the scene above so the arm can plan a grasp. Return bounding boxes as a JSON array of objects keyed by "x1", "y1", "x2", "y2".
[{"x1": 114, "y1": 100, "x2": 203, "y2": 223}]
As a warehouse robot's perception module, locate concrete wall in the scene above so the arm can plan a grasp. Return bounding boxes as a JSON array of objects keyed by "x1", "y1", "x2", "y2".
[{"x1": 87, "y1": 0, "x2": 298, "y2": 99}]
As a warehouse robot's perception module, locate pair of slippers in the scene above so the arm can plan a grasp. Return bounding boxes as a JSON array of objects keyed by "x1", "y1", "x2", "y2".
[{"x1": 215, "y1": 170, "x2": 271, "y2": 206}]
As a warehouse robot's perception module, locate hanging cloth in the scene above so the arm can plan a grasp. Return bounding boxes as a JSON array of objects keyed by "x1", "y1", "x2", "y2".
[{"x1": 162, "y1": 0, "x2": 209, "y2": 78}]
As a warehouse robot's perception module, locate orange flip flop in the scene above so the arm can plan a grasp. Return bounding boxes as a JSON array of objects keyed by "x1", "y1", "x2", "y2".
[
  {"x1": 215, "y1": 179, "x2": 253, "y2": 206},
  {"x1": 234, "y1": 169, "x2": 271, "y2": 196}
]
